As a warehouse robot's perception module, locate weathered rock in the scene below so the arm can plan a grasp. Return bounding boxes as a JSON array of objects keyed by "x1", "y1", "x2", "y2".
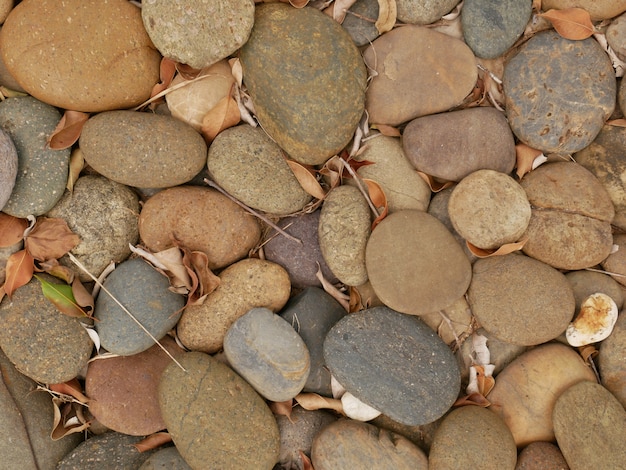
[
  {"x1": 138, "y1": 447, "x2": 192, "y2": 470},
  {"x1": 607, "y1": 12, "x2": 626, "y2": 61},
  {"x1": 602, "y1": 233, "x2": 626, "y2": 287},
  {"x1": 0, "y1": 27, "x2": 25, "y2": 93},
  {"x1": 0, "y1": 127, "x2": 16, "y2": 210},
  {"x1": 341, "y1": 0, "x2": 380, "y2": 46},
  {"x1": 516, "y1": 441, "x2": 570, "y2": 470},
  {"x1": 565, "y1": 270, "x2": 624, "y2": 311},
  {"x1": 0, "y1": 0, "x2": 160, "y2": 112},
  {"x1": 395, "y1": 0, "x2": 459, "y2": 25},
  {"x1": 370, "y1": 414, "x2": 440, "y2": 454},
  {"x1": 598, "y1": 311, "x2": 626, "y2": 408},
  {"x1": 542, "y1": 0, "x2": 626, "y2": 20}
]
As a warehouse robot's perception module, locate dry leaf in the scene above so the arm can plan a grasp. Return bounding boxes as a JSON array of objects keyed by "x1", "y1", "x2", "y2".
[
  {"x1": 200, "y1": 85, "x2": 241, "y2": 143},
  {"x1": 72, "y1": 277, "x2": 94, "y2": 316},
  {"x1": 24, "y1": 217, "x2": 80, "y2": 261},
  {"x1": 607, "y1": 119, "x2": 626, "y2": 127},
  {"x1": 287, "y1": 160, "x2": 326, "y2": 200},
  {"x1": 453, "y1": 392, "x2": 492, "y2": 407},
  {"x1": 299, "y1": 451, "x2": 315, "y2": 470},
  {"x1": 539, "y1": 8, "x2": 594, "y2": 40},
  {"x1": 515, "y1": 143, "x2": 546, "y2": 179},
  {"x1": 416, "y1": 171, "x2": 454, "y2": 192},
  {"x1": 295, "y1": 393, "x2": 344, "y2": 414},
  {"x1": 153, "y1": 246, "x2": 193, "y2": 291},
  {"x1": 51, "y1": 398, "x2": 90, "y2": 440},
  {"x1": 39, "y1": 259, "x2": 74, "y2": 284},
  {"x1": 35, "y1": 275, "x2": 89, "y2": 318},
  {"x1": 0, "y1": 213, "x2": 27, "y2": 247},
  {"x1": 375, "y1": 0, "x2": 397, "y2": 34},
  {"x1": 66, "y1": 148, "x2": 85, "y2": 192},
  {"x1": 133, "y1": 432, "x2": 172, "y2": 453},
  {"x1": 315, "y1": 263, "x2": 349, "y2": 312},
  {"x1": 371, "y1": 123, "x2": 401, "y2": 137},
  {"x1": 185, "y1": 249, "x2": 220, "y2": 302},
  {"x1": 331, "y1": 375, "x2": 346, "y2": 399},
  {"x1": 532, "y1": 0, "x2": 542, "y2": 12},
  {"x1": 49, "y1": 379, "x2": 90, "y2": 404},
  {"x1": 270, "y1": 399, "x2": 294, "y2": 423},
  {"x1": 323, "y1": 0, "x2": 357, "y2": 23},
  {"x1": 229, "y1": 58, "x2": 243, "y2": 87},
  {"x1": 47, "y1": 110, "x2": 89, "y2": 150},
  {"x1": 150, "y1": 57, "x2": 177, "y2": 101},
  {"x1": 363, "y1": 178, "x2": 388, "y2": 229},
  {"x1": 3, "y1": 249, "x2": 34, "y2": 298},
  {"x1": 466, "y1": 238, "x2": 528, "y2": 258}
]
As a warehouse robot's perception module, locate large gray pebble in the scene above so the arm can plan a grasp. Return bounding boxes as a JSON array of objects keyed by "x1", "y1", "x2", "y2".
[
  {"x1": 138, "y1": 447, "x2": 192, "y2": 470},
  {"x1": 0, "y1": 127, "x2": 17, "y2": 210}
]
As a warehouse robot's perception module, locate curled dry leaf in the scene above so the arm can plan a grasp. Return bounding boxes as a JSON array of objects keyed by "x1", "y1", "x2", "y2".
[
  {"x1": 39, "y1": 258, "x2": 75, "y2": 284},
  {"x1": 295, "y1": 392, "x2": 344, "y2": 414},
  {"x1": 200, "y1": 85, "x2": 241, "y2": 143},
  {"x1": 47, "y1": 110, "x2": 90, "y2": 150},
  {"x1": 375, "y1": 0, "x2": 397, "y2": 34},
  {"x1": 299, "y1": 451, "x2": 315, "y2": 470},
  {"x1": 49, "y1": 378, "x2": 90, "y2": 404},
  {"x1": 72, "y1": 277, "x2": 95, "y2": 315},
  {"x1": 51, "y1": 397, "x2": 90, "y2": 440},
  {"x1": 269, "y1": 399, "x2": 294, "y2": 423},
  {"x1": 371, "y1": 123, "x2": 401, "y2": 137},
  {"x1": 348, "y1": 285, "x2": 364, "y2": 313},
  {"x1": 133, "y1": 432, "x2": 173, "y2": 453},
  {"x1": 287, "y1": 160, "x2": 327, "y2": 200},
  {"x1": 539, "y1": 8, "x2": 594, "y2": 40},
  {"x1": 24, "y1": 217, "x2": 80, "y2": 261},
  {"x1": 416, "y1": 171, "x2": 454, "y2": 192},
  {"x1": 323, "y1": 0, "x2": 358, "y2": 23},
  {"x1": 316, "y1": 263, "x2": 350, "y2": 312},
  {"x1": 181, "y1": 246, "x2": 220, "y2": 305},
  {"x1": 153, "y1": 246, "x2": 193, "y2": 291},
  {"x1": 150, "y1": 57, "x2": 177, "y2": 101},
  {"x1": 35, "y1": 275, "x2": 89, "y2": 318},
  {"x1": 466, "y1": 238, "x2": 528, "y2": 258},
  {"x1": 515, "y1": 143, "x2": 546, "y2": 180},
  {"x1": 0, "y1": 213, "x2": 27, "y2": 247},
  {"x1": 363, "y1": 178, "x2": 388, "y2": 229},
  {"x1": 607, "y1": 119, "x2": 626, "y2": 127},
  {"x1": 3, "y1": 249, "x2": 34, "y2": 298},
  {"x1": 453, "y1": 392, "x2": 491, "y2": 407},
  {"x1": 66, "y1": 148, "x2": 85, "y2": 192}
]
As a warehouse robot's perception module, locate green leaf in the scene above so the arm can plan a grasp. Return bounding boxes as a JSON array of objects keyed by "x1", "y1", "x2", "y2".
[{"x1": 34, "y1": 275, "x2": 88, "y2": 318}]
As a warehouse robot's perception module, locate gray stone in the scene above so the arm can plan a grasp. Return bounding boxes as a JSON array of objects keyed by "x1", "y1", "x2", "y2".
[
  {"x1": 542, "y1": 0, "x2": 626, "y2": 20},
  {"x1": 0, "y1": 127, "x2": 17, "y2": 210},
  {"x1": 323, "y1": 306, "x2": 461, "y2": 426},
  {"x1": 565, "y1": 270, "x2": 624, "y2": 311},
  {"x1": 395, "y1": 0, "x2": 459, "y2": 24},
  {"x1": 598, "y1": 311, "x2": 626, "y2": 408},
  {"x1": 342, "y1": 0, "x2": 380, "y2": 46},
  {"x1": 139, "y1": 447, "x2": 192, "y2": 470}
]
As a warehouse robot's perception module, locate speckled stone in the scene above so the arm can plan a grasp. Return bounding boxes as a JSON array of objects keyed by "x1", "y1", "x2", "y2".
[
  {"x1": 607, "y1": 12, "x2": 626, "y2": 61},
  {"x1": 516, "y1": 442, "x2": 570, "y2": 470},
  {"x1": 138, "y1": 447, "x2": 192, "y2": 470},
  {"x1": 602, "y1": 233, "x2": 626, "y2": 288},
  {"x1": 0, "y1": 127, "x2": 17, "y2": 210},
  {"x1": 0, "y1": 96, "x2": 69, "y2": 217},
  {"x1": 542, "y1": 0, "x2": 626, "y2": 20},
  {"x1": 395, "y1": 0, "x2": 459, "y2": 24},
  {"x1": 341, "y1": 0, "x2": 380, "y2": 46},
  {"x1": 598, "y1": 311, "x2": 626, "y2": 408},
  {"x1": 565, "y1": 270, "x2": 624, "y2": 311}
]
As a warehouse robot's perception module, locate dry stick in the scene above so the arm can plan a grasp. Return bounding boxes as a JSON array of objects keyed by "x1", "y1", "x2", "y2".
[
  {"x1": 341, "y1": 162, "x2": 380, "y2": 218},
  {"x1": 68, "y1": 253, "x2": 187, "y2": 372}
]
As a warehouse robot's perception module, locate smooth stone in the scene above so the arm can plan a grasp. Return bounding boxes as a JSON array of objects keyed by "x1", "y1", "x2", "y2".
[
  {"x1": 487, "y1": 343, "x2": 597, "y2": 446},
  {"x1": 542, "y1": 0, "x2": 626, "y2": 20},
  {"x1": 370, "y1": 414, "x2": 440, "y2": 454},
  {"x1": 429, "y1": 406, "x2": 517, "y2": 469},
  {"x1": 141, "y1": 0, "x2": 254, "y2": 69},
  {"x1": 94, "y1": 258, "x2": 185, "y2": 356},
  {"x1": 352, "y1": 135, "x2": 431, "y2": 213},
  {"x1": 598, "y1": 311, "x2": 626, "y2": 408},
  {"x1": 341, "y1": 0, "x2": 380, "y2": 47},
  {"x1": 138, "y1": 447, "x2": 192, "y2": 470},
  {"x1": 462, "y1": 0, "x2": 531, "y2": 59},
  {"x1": 395, "y1": 0, "x2": 459, "y2": 24},
  {"x1": 324, "y1": 306, "x2": 461, "y2": 426},
  {"x1": 85, "y1": 337, "x2": 184, "y2": 436},
  {"x1": 138, "y1": 186, "x2": 261, "y2": 270},
  {"x1": 366, "y1": 210, "x2": 472, "y2": 315},
  {"x1": 80, "y1": 111, "x2": 207, "y2": 189},
  {"x1": 504, "y1": 31, "x2": 615, "y2": 154},
  {"x1": 363, "y1": 26, "x2": 477, "y2": 126},
  {"x1": 0, "y1": 127, "x2": 16, "y2": 210},
  {"x1": 280, "y1": 287, "x2": 347, "y2": 395},
  {"x1": 0, "y1": 27, "x2": 26, "y2": 93},
  {"x1": 0, "y1": 0, "x2": 159, "y2": 112},
  {"x1": 158, "y1": 352, "x2": 280, "y2": 469},
  {"x1": 602, "y1": 233, "x2": 626, "y2": 287},
  {"x1": 0, "y1": 96, "x2": 69, "y2": 217},
  {"x1": 57, "y1": 432, "x2": 155, "y2": 470},
  {"x1": 240, "y1": 3, "x2": 366, "y2": 166},
  {"x1": 318, "y1": 185, "x2": 370, "y2": 286},
  {"x1": 565, "y1": 270, "x2": 624, "y2": 311},
  {"x1": 177, "y1": 258, "x2": 291, "y2": 354},
  {"x1": 224, "y1": 307, "x2": 310, "y2": 402},
  {"x1": 46, "y1": 175, "x2": 139, "y2": 282},
  {"x1": 0, "y1": 1, "x2": 13, "y2": 25},
  {"x1": 420, "y1": 296, "x2": 473, "y2": 348},
  {"x1": 516, "y1": 441, "x2": 571, "y2": 470},
  {"x1": 0, "y1": 274, "x2": 92, "y2": 383},
  {"x1": 263, "y1": 210, "x2": 338, "y2": 290},
  {"x1": 553, "y1": 381, "x2": 626, "y2": 469},
  {"x1": 208, "y1": 124, "x2": 311, "y2": 215},
  {"x1": 520, "y1": 162, "x2": 614, "y2": 270},
  {"x1": 403, "y1": 107, "x2": 516, "y2": 182},
  {"x1": 607, "y1": 13, "x2": 626, "y2": 61}
]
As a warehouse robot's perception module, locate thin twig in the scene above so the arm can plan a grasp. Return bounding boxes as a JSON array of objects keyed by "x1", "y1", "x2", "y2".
[{"x1": 342, "y1": 162, "x2": 380, "y2": 218}]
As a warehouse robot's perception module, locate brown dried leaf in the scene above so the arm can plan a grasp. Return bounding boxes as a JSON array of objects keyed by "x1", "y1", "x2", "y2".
[
  {"x1": 24, "y1": 217, "x2": 80, "y2": 261},
  {"x1": 51, "y1": 398, "x2": 90, "y2": 440},
  {"x1": 319, "y1": 155, "x2": 345, "y2": 190},
  {"x1": 607, "y1": 119, "x2": 626, "y2": 127},
  {"x1": 299, "y1": 451, "x2": 315, "y2": 470},
  {"x1": 295, "y1": 393, "x2": 344, "y2": 414},
  {"x1": 4, "y1": 249, "x2": 34, "y2": 298},
  {"x1": 416, "y1": 171, "x2": 454, "y2": 192},
  {"x1": 49, "y1": 378, "x2": 90, "y2": 404},
  {"x1": 133, "y1": 432, "x2": 172, "y2": 453},
  {"x1": 315, "y1": 263, "x2": 349, "y2": 312},
  {"x1": 371, "y1": 123, "x2": 401, "y2": 137},
  {"x1": 36, "y1": 275, "x2": 89, "y2": 318},
  {"x1": 539, "y1": 8, "x2": 594, "y2": 40},
  {"x1": 579, "y1": 344, "x2": 598, "y2": 363},
  {"x1": 153, "y1": 246, "x2": 193, "y2": 291},
  {"x1": 466, "y1": 238, "x2": 528, "y2": 258},
  {"x1": 229, "y1": 58, "x2": 244, "y2": 87},
  {"x1": 0, "y1": 213, "x2": 27, "y2": 247},
  {"x1": 323, "y1": 0, "x2": 357, "y2": 23},
  {"x1": 200, "y1": 86, "x2": 240, "y2": 143},
  {"x1": 363, "y1": 178, "x2": 388, "y2": 230},
  {"x1": 287, "y1": 160, "x2": 326, "y2": 200},
  {"x1": 515, "y1": 143, "x2": 545, "y2": 180},
  {"x1": 453, "y1": 392, "x2": 492, "y2": 407},
  {"x1": 150, "y1": 57, "x2": 177, "y2": 100},
  {"x1": 39, "y1": 259, "x2": 74, "y2": 284},
  {"x1": 47, "y1": 110, "x2": 90, "y2": 150},
  {"x1": 289, "y1": 0, "x2": 309, "y2": 7},
  {"x1": 72, "y1": 277, "x2": 94, "y2": 316},
  {"x1": 269, "y1": 399, "x2": 294, "y2": 422},
  {"x1": 349, "y1": 286, "x2": 364, "y2": 313},
  {"x1": 375, "y1": 0, "x2": 397, "y2": 34},
  {"x1": 66, "y1": 148, "x2": 85, "y2": 192},
  {"x1": 474, "y1": 364, "x2": 495, "y2": 396},
  {"x1": 182, "y1": 248, "x2": 220, "y2": 305}
]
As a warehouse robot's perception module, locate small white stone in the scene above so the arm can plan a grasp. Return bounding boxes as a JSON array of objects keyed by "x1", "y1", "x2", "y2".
[
  {"x1": 566, "y1": 293, "x2": 618, "y2": 347},
  {"x1": 341, "y1": 392, "x2": 382, "y2": 422}
]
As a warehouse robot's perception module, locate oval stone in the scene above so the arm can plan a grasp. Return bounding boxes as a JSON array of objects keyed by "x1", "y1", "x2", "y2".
[
  {"x1": 598, "y1": 311, "x2": 626, "y2": 408},
  {"x1": 366, "y1": 210, "x2": 472, "y2": 315},
  {"x1": 565, "y1": 270, "x2": 624, "y2": 311},
  {"x1": 542, "y1": 0, "x2": 626, "y2": 20},
  {"x1": 158, "y1": 352, "x2": 280, "y2": 469},
  {"x1": 324, "y1": 306, "x2": 461, "y2": 426},
  {"x1": 0, "y1": 127, "x2": 17, "y2": 210},
  {"x1": 139, "y1": 447, "x2": 191, "y2": 470},
  {"x1": 342, "y1": 0, "x2": 380, "y2": 47},
  {"x1": 608, "y1": 14, "x2": 626, "y2": 62},
  {"x1": 240, "y1": 3, "x2": 366, "y2": 165},
  {"x1": 0, "y1": 0, "x2": 160, "y2": 112},
  {"x1": 516, "y1": 442, "x2": 570, "y2": 470},
  {"x1": 504, "y1": 30, "x2": 615, "y2": 154},
  {"x1": 395, "y1": 0, "x2": 459, "y2": 24}
]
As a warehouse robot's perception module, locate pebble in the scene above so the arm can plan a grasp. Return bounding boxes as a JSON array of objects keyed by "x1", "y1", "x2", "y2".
[
  {"x1": 141, "y1": 0, "x2": 254, "y2": 69},
  {"x1": 429, "y1": 406, "x2": 517, "y2": 469},
  {"x1": 403, "y1": 107, "x2": 516, "y2": 182},
  {"x1": 208, "y1": 124, "x2": 311, "y2": 215},
  {"x1": 0, "y1": 32, "x2": 26, "y2": 93},
  {"x1": 138, "y1": 447, "x2": 192, "y2": 470},
  {"x1": 395, "y1": 0, "x2": 459, "y2": 25},
  {"x1": 280, "y1": 287, "x2": 347, "y2": 395},
  {"x1": 324, "y1": 306, "x2": 461, "y2": 426},
  {"x1": 461, "y1": 0, "x2": 531, "y2": 59},
  {"x1": 94, "y1": 258, "x2": 185, "y2": 356},
  {"x1": 0, "y1": 0, "x2": 12, "y2": 24},
  {"x1": 177, "y1": 258, "x2": 291, "y2": 354},
  {"x1": 365, "y1": 210, "x2": 472, "y2": 315},
  {"x1": 158, "y1": 351, "x2": 280, "y2": 470},
  {"x1": 542, "y1": 0, "x2": 626, "y2": 20},
  {"x1": 487, "y1": 343, "x2": 596, "y2": 446},
  {"x1": 311, "y1": 419, "x2": 428, "y2": 470},
  {"x1": 553, "y1": 381, "x2": 626, "y2": 469},
  {"x1": 240, "y1": 3, "x2": 366, "y2": 165},
  {"x1": 0, "y1": 274, "x2": 92, "y2": 384},
  {"x1": 504, "y1": 31, "x2": 615, "y2": 154},
  {"x1": 341, "y1": 0, "x2": 380, "y2": 47},
  {"x1": 607, "y1": 13, "x2": 626, "y2": 61},
  {"x1": 565, "y1": 270, "x2": 624, "y2": 311},
  {"x1": 363, "y1": 25, "x2": 477, "y2": 126},
  {"x1": 598, "y1": 311, "x2": 626, "y2": 408},
  {"x1": 602, "y1": 233, "x2": 626, "y2": 287},
  {"x1": 46, "y1": 175, "x2": 139, "y2": 282},
  {"x1": 515, "y1": 441, "x2": 570, "y2": 470},
  {"x1": 0, "y1": 96, "x2": 69, "y2": 217},
  {"x1": 0, "y1": 127, "x2": 16, "y2": 210},
  {"x1": 520, "y1": 162, "x2": 614, "y2": 270},
  {"x1": 138, "y1": 186, "x2": 261, "y2": 270},
  {"x1": 80, "y1": 110, "x2": 207, "y2": 189},
  {"x1": 0, "y1": 0, "x2": 160, "y2": 112},
  {"x1": 318, "y1": 185, "x2": 371, "y2": 286}
]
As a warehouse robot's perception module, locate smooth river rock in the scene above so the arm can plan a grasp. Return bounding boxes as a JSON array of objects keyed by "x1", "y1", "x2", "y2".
[
  {"x1": 516, "y1": 442, "x2": 570, "y2": 470},
  {"x1": 395, "y1": 0, "x2": 459, "y2": 24},
  {"x1": 138, "y1": 447, "x2": 192, "y2": 470},
  {"x1": 602, "y1": 233, "x2": 626, "y2": 288},
  {"x1": 0, "y1": 127, "x2": 16, "y2": 210},
  {"x1": 565, "y1": 270, "x2": 624, "y2": 311},
  {"x1": 341, "y1": 0, "x2": 380, "y2": 47},
  {"x1": 598, "y1": 311, "x2": 626, "y2": 408},
  {"x1": 542, "y1": 0, "x2": 626, "y2": 20}
]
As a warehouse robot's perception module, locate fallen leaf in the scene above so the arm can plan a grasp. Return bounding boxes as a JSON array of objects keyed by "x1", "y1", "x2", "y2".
[
  {"x1": 66, "y1": 148, "x2": 85, "y2": 192},
  {"x1": 375, "y1": 0, "x2": 397, "y2": 34},
  {"x1": 269, "y1": 399, "x2": 294, "y2": 423},
  {"x1": 453, "y1": 392, "x2": 492, "y2": 407},
  {"x1": 47, "y1": 110, "x2": 89, "y2": 150},
  {"x1": 184, "y1": 249, "x2": 220, "y2": 302},
  {"x1": 35, "y1": 275, "x2": 89, "y2": 318},
  {"x1": 150, "y1": 57, "x2": 177, "y2": 100},
  {"x1": 49, "y1": 379, "x2": 90, "y2": 404},
  {"x1": 299, "y1": 451, "x2": 315, "y2": 470},
  {"x1": 315, "y1": 263, "x2": 349, "y2": 312},
  {"x1": 363, "y1": 178, "x2": 388, "y2": 229},
  {"x1": 323, "y1": 0, "x2": 357, "y2": 23},
  {"x1": 515, "y1": 143, "x2": 545, "y2": 179},
  {"x1": 607, "y1": 119, "x2": 626, "y2": 127},
  {"x1": 72, "y1": 277, "x2": 94, "y2": 316},
  {"x1": 3, "y1": 249, "x2": 34, "y2": 298},
  {"x1": 289, "y1": 0, "x2": 309, "y2": 7},
  {"x1": 39, "y1": 259, "x2": 74, "y2": 284},
  {"x1": 416, "y1": 171, "x2": 454, "y2": 192},
  {"x1": 287, "y1": 160, "x2": 326, "y2": 200},
  {"x1": 82, "y1": 324, "x2": 101, "y2": 352},
  {"x1": 594, "y1": 33, "x2": 626, "y2": 78},
  {"x1": 466, "y1": 238, "x2": 528, "y2": 258},
  {"x1": 51, "y1": 398, "x2": 90, "y2": 440},
  {"x1": 319, "y1": 155, "x2": 345, "y2": 190},
  {"x1": 200, "y1": 85, "x2": 240, "y2": 143},
  {"x1": 579, "y1": 344, "x2": 598, "y2": 363},
  {"x1": 133, "y1": 432, "x2": 172, "y2": 453},
  {"x1": 153, "y1": 246, "x2": 193, "y2": 291},
  {"x1": 371, "y1": 123, "x2": 401, "y2": 137},
  {"x1": 24, "y1": 217, "x2": 80, "y2": 261},
  {"x1": 295, "y1": 393, "x2": 344, "y2": 414},
  {"x1": 228, "y1": 58, "x2": 243, "y2": 87},
  {"x1": 0, "y1": 213, "x2": 27, "y2": 247},
  {"x1": 348, "y1": 286, "x2": 364, "y2": 313},
  {"x1": 539, "y1": 8, "x2": 594, "y2": 40}
]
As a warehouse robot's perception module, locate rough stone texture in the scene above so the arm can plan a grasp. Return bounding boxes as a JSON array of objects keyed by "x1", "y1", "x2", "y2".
[
  {"x1": 0, "y1": 96, "x2": 69, "y2": 217},
  {"x1": 487, "y1": 343, "x2": 596, "y2": 447},
  {"x1": 504, "y1": 31, "x2": 615, "y2": 154},
  {"x1": 620, "y1": 76, "x2": 626, "y2": 117},
  {"x1": 403, "y1": 107, "x2": 516, "y2": 182},
  {"x1": 395, "y1": 0, "x2": 459, "y2": 24},
  {"x1": 0, "y1": 27, "x2": 26, "y2": 93},
  {"x1": 138, "y1": 186, "x2": 261, "y2": 270},
  {"x1": 607, "y1": 12, "x2": 626, "y2": 61},
  {"x1": 553, "y1": 381, "x2": 626, "y2": 470},
  {"x1": 565, "y1": 270, "x2": 624, "y2": 311},
  {"x1": 516, "y1": 442, "x2": 570, "y2": 470},
  {"x1": 324, "y1": 306, "x2": 461, "y2": 426},
  {"x1": 141, "y1": 0, "x2": 254, "y2": 69},
  {"x1": 208, "y1": 125, "x2": 311, "y2": 215},
  {"x1": 0, "y1": 1, "x2": 13, "y2": 26},
  {"x1": 363, "y1": 26, "x2": 477, "y2": 126},
  {"x1": 138, "y1": 447, "x2": 192, "y2": 470},
  {"x1": 602, "y1": 233, "x2": 626, "y2": 287},
  {"x1": 319, "y1": 186, "x2": 370, "y2": 286},
  {"x1": 0, "y1": 0, "x2": 160, "y2": 112},
  {"x1": 429, "y1": 406, "x2": 517, "y2": 470},
  {"x1": 0, "y1": 275, "x2": 92, "y2": 384},
  {"x1": 542, "y1": 0, "x2": 626, "y2": 20},
  {"x1": 598, "y1": 311, "x2": 626, "y2": 408},
  {"x1": 80, "y1": 111, "x2": 207, "y2": 189},
  {"x1": 158, "y1": 352, "x2": 280, "y2": 470},
  {"x1": 0, "y1": 127, "x2": 17, "y2": 210},
  {"x1": 312, "y1": 419, "x2": 427, "y2": 470},
  {"x1": 94, "y1": 258, "x2": 185, "y2": 356},
  {"x1": 240, "y1": 3, "x2": 366, "y2": 165},
  {"x1": 342, "y1": 0, "x2": 380, "y2": 46},
  {"x1": 365, "y1": 210, "x2": 472, "y2": 315}
]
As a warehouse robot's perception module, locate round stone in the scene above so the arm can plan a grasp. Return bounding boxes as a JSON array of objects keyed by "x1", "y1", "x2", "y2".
[
  {"x1": 0, "y1": 0, "x2": 160, "y2": 112},
  {"x1": 542, "y1": 0, "x2": 626, "y2": 20},
  {"x1": 240, "y1": 3, "x2": 366, "y2": 165},
  {"x1": 598, "y1": 311, "x2": 626, "y2": 408},
  {"x1": 504, "y1": 30, "x2": 615, "y2": 154},
  {"x1": 365, "y1": 210, "x2": 472, "y2": 316},
  {"x1": 607, "y1": 12, "x2": 626, "y2": 61},
  {"x1": 395, "y1": 0, "x2": 459, "y2": 24},
  {"x1": 139, "y1": 447, "x2": 192, "y2": 470},
  {"x1": 341, "y1": 0, "x2": 380, "y2": 47},
  {"x1": 141, "y1": 0, "x2": 254, "y2": 69},
  {"x1": 516, "y1": 442, "x2": 570, "y2": 470},
  {"x1": 565, "y1": 270, "x2": 624, "y2": 311},
  {"x1": 0, "y1": 127, "x2": 17, "y2": 210}
]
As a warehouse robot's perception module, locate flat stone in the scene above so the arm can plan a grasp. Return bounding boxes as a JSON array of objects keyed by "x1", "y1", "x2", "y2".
[
  {"x1": 324, "y1": 306, "x2": 461, "y2": 426},
  {"x1": 80, "y1": 111, "x2": 207, "y2": 189},
  {"x1": 565, "y1": 270, "x2": 624, "y2": 311},
  {"x1": 240, "y1": 3, "x2": 366, "y2": 165},
  {"x1": 504, "y1": 31, "x2": 615, "y2": 154},
  {"x1": 607, "y1": 12, "x2": 626, "y2": 61},
  {"x1": 0, "y1": 0, "x2": 160, "y2": 112},
  {"x1": 0, "y1": 127, "x2": 16, "y2": 210},
  {"x1": 0, "y1": 96, "x2": 69, "y2": 217},
  {"x1": 516, "y1": 441, "x2": 571, "y2": 470},
  {"x1": 542, "y1": 0, "x2": 626, "y2": 20},
  {"x1": 341, "y1": 0, "x2": 380, "y2": 46},
  {"x1": 158, "y1": 352, "x2": 280, "y2": 469},
  {"x1": 598, "y1": 311, "x2": 626, "y2": 408},
  {"x1": 395, "y1": 0, "x2": 459, "y2": 24},
  {"x1": 138, "y1": 447, "x2": 192, "y2": 470},
  {"x1": 94, "y1": 258, "x2": 185, "y2": 356},
  {"x1": 141, "y1": 0, "x2": 254, "y2": 69}
]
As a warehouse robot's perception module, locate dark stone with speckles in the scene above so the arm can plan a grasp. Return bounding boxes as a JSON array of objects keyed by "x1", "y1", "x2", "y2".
[
  {"x1": 342, "y1": 0, "x2": 380, "y2": 47},
  {"x1": 138, "y1": 447, "x2": 192, "y2": 470}
]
